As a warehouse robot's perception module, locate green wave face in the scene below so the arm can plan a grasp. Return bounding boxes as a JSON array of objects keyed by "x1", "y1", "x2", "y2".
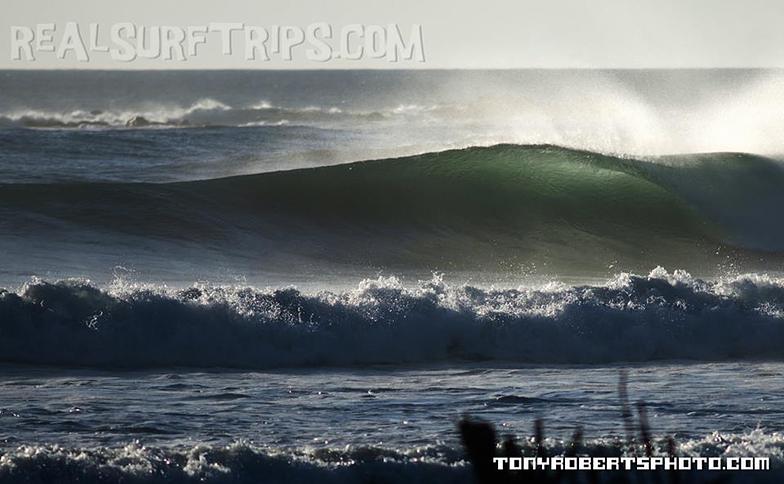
[
  {"x1": 2, "y1": 144, "x2": 784, "y2": 276},
  {"x1": 245, "y1": 144, "x2": 709, "y2": 233},
  {"x1": 207, "y1": 145, "x2": 711, "y2": 270}
]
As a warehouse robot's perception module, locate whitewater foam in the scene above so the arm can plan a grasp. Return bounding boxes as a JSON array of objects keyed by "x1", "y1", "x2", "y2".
[
  {"x1": 1, "y1": 429, "x2": 783, "y2": 484},
  {"x1": 1, "y1": 269, "x2": 784, "y2": 369}
]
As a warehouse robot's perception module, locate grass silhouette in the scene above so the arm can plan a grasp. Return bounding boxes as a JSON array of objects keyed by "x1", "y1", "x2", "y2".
[{"x1": 458, "y1": 370, "x2": 741, "y2": 484}]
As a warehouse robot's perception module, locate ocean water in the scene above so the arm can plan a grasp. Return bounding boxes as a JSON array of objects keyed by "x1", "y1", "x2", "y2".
[
  {"x1": 1, "y1": 362, "x2": 784, "y2": 483},
  {"x1": 2, "y1": 69, "x2": 784, "y2": 482}
]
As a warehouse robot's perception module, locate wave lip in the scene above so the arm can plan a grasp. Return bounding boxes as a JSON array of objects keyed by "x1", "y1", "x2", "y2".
[{"x1": 2, "y1": 268, "x2": 784, "y2": 369}]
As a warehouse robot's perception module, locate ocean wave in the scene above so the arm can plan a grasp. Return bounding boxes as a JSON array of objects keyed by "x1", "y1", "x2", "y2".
[
  {"x1": 0, "y1": 98, "x2": 232, "y2": 129},
  {"x1": 1, "y1": 144, "x2": 783, "y2": 273},
  {"x1": 1, "y1": 430, "x2": 782, "y2": 484},
  {"x1": 0, "y1": 99, "x2": 432, "y2": 130},
  {"x1": 1, "y1": 269, "x2": 784, "y2": 369}
]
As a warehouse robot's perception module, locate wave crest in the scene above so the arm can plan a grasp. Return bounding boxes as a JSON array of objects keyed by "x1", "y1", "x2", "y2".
[{"x1": 2, "y1": 269, "x2": 784, "y2": 369}]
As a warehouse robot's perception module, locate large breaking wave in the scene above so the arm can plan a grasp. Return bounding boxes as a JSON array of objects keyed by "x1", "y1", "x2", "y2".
[
  {"x1": 2, "y1": 144, "x2": 784, "y2": 275},
  {"x1": 2, "y1": 268, "x2": 784, "y2": 368}
]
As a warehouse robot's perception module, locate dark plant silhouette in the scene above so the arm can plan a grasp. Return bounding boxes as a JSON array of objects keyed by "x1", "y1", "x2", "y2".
[{"x1": 458, "y1": 370, "x2": 735, "y2": 484}]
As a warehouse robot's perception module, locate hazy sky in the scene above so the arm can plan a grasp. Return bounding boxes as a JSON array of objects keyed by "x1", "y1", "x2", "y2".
[{"x1": 3, "y1": 0, "x2": 784, "y2": 69}]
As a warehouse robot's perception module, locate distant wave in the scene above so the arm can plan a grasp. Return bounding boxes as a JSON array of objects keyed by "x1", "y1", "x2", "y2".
[
  {"x1": 1, "y1": 145, "x2": 783, "y2": 273},
  {"x1": 0, "y1": 431, "x2": 782, "y2": 483},
  {"x1": 0, "y1": 98, "x2": 230, "y2": 129},
  {"x1": 0, "y1": 98, "x2": 432, "y2": 129},
  {"x1": 2, "y1": 268, "x2": 784, "y2": 368}
]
